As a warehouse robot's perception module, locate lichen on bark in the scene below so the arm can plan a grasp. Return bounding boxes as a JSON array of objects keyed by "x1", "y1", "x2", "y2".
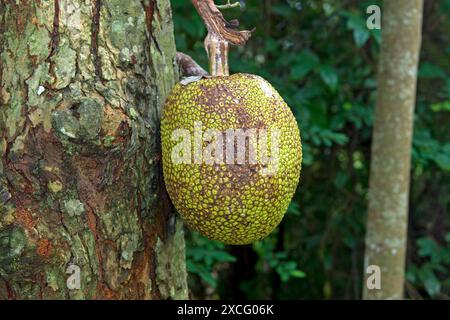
[{"x1": 0, "y1": 0, "x2": 187, "y2": 299}]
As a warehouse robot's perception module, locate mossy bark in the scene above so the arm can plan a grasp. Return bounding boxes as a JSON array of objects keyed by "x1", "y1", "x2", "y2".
[
  {"x1": 0, "y1": 0, "x2": 187, "y2": 299},
  {"x1": 363, "y1": 0, "x2": 423, "y2": 300}
]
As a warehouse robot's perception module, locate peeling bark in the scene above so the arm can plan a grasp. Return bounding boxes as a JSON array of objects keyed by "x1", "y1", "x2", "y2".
[
  {"x1": 0, "y1": 0, "x2": 187, "y2": 299},
  {"x1": 363, "y1": 0, "x2": 423, "y2": 300},
  {"x1": 176, "y1": 52, "x2": 208, "y2": 77}
]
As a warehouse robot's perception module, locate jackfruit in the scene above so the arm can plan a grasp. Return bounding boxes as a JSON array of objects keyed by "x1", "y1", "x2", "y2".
[{"x1": 161, "y1": 73, "x2": 302, "y2": 245}]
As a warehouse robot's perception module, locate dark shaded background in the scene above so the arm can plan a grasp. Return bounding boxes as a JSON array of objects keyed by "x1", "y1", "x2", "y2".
[{"x1": 171, "y1": 0, "x2": 450, "y2": 299}]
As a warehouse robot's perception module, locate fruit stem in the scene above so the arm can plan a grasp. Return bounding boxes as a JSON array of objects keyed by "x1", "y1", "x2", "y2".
[
  {"x1": 205, "y1": 32, "x2": 229, "y2": 76},
  {"x1": 192, "y1": 0, "x2": 252, "y2": 77}
]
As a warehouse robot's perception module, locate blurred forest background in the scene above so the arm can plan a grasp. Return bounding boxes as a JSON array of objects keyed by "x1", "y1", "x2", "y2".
[{"x1": 172, "y1": 0, "x2": 450, "y2": 299}]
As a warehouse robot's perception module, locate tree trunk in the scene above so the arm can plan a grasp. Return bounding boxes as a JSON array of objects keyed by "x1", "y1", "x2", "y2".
[
  {"x1": 363, "y1": 0, "x2": 423, "y2": 299},
  {"x1": 0, "y1": 0, "x2": 187, "y2": 299}
]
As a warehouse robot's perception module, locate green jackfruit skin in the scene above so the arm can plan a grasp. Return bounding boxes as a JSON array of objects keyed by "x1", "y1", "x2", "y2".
[{"x1": 161, "y1": 73, "x2": 302, "y2": 245}]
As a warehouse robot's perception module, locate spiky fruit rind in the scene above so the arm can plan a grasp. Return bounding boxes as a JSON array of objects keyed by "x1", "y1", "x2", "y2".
[{"x1": 161, "y1": 73, "x2": 302, "y2": 245}]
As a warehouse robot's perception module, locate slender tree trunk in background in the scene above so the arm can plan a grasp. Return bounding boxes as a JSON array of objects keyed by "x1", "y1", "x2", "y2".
[
  {"x1": 0, "y1": 0, "x2": 187, "y2": 299},
  {"x1": 363, "y1": 0, "x2": 423, "y2": 300}
]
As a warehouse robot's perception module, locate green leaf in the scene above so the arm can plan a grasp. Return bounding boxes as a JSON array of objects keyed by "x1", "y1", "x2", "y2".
[
  {"x1": 424, "y1": 274, "x2": 441, "y2": 297},
  {"x1": 333, "y1": 171, "x2": 348, "y2": 188},
  {"x1": 419, "y1": 62, "x2": 447, "y2": 79},
  {"x1": 371, "y1": 29, "x2": 382, "y2": 44},
  {"x1": 417, "y1": 238, "x2": 438, "y2": 257},
  {"x1": 264, "y1": 39, "x2": 279, "y2": 53},
  {"x1": 272, "y1": 3, "x2": 292, "y2": 18},
  {"x1": 346, "y1": 13, "x2": 370, "y2": 47},
  {"x1": 353, "y1": 28, "x2": 370, "y2": 48},
  {"x1": 319, "y1": 65, "x2": 339, "y2": 91},
  {"x1": 405, "y1": 268, "x2": 417, "y2": 283},
  {"x1": 187, "y1": 261, "x2": 217, "y2": 288},
  {"x1": 343, "y1": 234, "x2": 357, "y2": 248},
  {"x1": 319, "y1": 129, "x2": 349, "y2": 146},
  {"x1": 287, "y1": 201, "x2": 301, "y2": 216},
  {"x1": 290, "y1": 270, "x2": 306, "y2": 278},
  {"x1": 430, "y1": 101, "x2": 450, "y2": 112},
  {"x1": 186, "y1": 260, "x2": 217, "y2": 288},
  {"x1": 209, "y1": 250, "x2": 237, "y2": 263},
  {"x1": 290, "y1": 50, "x2": 320, "y2": 81},
  {"x1": 435, "y1": 146, "x2": 450, "y2": 171}
]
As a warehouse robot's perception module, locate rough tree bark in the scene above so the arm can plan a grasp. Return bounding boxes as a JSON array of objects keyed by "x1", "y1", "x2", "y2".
[
  {"x1": 363, "y1": 0, "x2": 423, "y2": 299},
  {"x1": 0, "y1": 0, "x2": 187, "y2": 299}
]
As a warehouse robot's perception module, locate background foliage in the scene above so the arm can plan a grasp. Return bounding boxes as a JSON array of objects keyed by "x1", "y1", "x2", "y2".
[{"x1": 172, "y1": 0, "x2": 450, "y2": 299}]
